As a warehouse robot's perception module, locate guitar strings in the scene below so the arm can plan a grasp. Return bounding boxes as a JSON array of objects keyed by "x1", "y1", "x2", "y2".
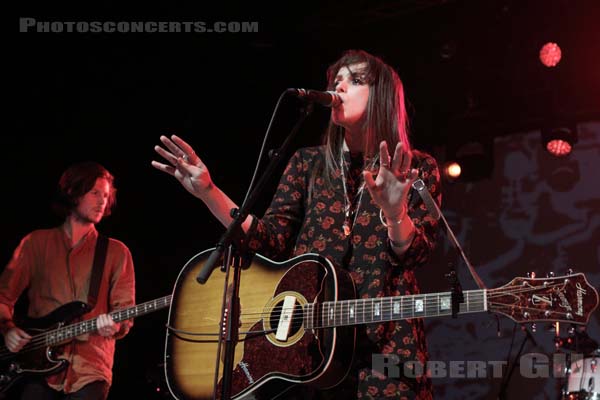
[
  {"x1": 183, "y1": 281, "x2": 590, "y2": 334},
  {"x1": 233, "y1": 282, "x2": 577, "y2": 328},
  {"x1": 0, "y1": 283, "x2": 581, "y2": 357},
  {"x1": 235, "y1": 282, "x2": 567, "y2": 318},
  {"x1": 0, "y1": 297, "x2": 173, "y2": 359}
]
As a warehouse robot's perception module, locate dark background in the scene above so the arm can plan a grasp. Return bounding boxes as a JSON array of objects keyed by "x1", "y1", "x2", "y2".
[{"x1": 5, "y1": 1, "x2": 600, "y2": 398}]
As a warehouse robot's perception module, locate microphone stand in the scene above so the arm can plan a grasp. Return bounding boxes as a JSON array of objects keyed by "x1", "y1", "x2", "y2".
[
  {"x1": 410, "y1": 180, "x2": 540, "y2": 399},
  {"x1": 497, "y1": 325, "x2": 537, "y2": 400},
  {"x1": 197, "y1": 98, "x2": 315, "y2": 400}
]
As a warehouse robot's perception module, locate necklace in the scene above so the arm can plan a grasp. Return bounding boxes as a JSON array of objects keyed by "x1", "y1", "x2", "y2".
[{"x1": 339, "y1": 146, "x2": 368, "y2": 237}]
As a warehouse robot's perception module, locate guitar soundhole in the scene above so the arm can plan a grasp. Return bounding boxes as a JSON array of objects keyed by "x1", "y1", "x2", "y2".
[{"x1": 263, "y1": 291, "x2": 308, "y2": 347}]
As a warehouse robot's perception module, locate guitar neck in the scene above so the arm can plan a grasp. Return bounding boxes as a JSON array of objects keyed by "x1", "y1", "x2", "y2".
[
  {"x1": 306, "y1": 290, "x2": 487, "y2": 329},
  {"x1": 45, "y1": 295, "x2": 172, "y2": 345}
]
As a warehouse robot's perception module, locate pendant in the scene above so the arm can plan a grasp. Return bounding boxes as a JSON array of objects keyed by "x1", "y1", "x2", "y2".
[{"x1": 343, "y1": 222, "x2": 351, "y2": 237}]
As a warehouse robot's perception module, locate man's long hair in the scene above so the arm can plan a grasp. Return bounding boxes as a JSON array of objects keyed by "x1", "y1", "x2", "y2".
[{"x1": 52, "y1": 161, "x2": 117, "y2": 219}]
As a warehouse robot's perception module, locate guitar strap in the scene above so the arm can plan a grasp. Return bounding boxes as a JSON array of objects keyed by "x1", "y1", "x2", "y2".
[{"x1": 87, "y1": 234, "x2": 109, "y2": 309}]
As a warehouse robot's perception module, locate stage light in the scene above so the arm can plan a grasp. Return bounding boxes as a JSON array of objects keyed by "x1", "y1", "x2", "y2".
[
  {"x1": 541, "y1": 126, "x2": 577, "y2": 157},
  {"x1": 444, "y1": 161, "x2": 462, "y2": 179},
  {"x1": 539, "y1": 42, "x2": 562, "y2": 67},
  {"x1": 443, "y1": 140, "x2": 494, "y2": 183}
]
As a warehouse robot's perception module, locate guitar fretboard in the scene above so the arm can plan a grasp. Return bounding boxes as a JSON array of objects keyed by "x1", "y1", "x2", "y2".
[
  {"x1": 45, "y1": 295, "x2": 172, "y2": 346},
  {"x1": 304, "y1": 290, "x2": 487, "y2": 329}
]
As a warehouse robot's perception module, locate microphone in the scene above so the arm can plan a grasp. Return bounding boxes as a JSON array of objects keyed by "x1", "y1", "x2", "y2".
[{"x1": 286, "y1": 88, "x2": 342, "y2": 107}]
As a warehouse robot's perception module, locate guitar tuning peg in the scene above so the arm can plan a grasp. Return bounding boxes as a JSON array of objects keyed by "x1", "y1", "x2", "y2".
[
  {"x1": 567, "y1": 267, "x2": 574, "y2": 275},
  {"x1": 526, "y1": 271, "x2": 536, "y2": 279},
  {"x1": 546, "y1": 271, "x2": 555, "y2": 278}
]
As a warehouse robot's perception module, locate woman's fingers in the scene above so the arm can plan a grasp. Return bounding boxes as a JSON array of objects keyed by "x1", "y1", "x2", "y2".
[
  {"x1": 390, "y1": 141, "x2": 412, "y2": 181},
  {"x1": 379, "y1": 141, "x2": 391, "y2": 168}
]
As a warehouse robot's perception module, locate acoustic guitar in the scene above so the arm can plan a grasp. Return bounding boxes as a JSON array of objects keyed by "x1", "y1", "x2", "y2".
[{"x1": 164, "y1": 248, "x2": 599, "y2": 400}]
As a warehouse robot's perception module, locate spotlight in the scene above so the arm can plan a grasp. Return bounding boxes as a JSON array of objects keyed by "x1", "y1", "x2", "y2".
[
  {"x1": 443, "y1": 161, "x2": 462, "y2": 179},
  {"x1": 539, "y1": 42, "x2": 562, "y2": 67},
  {"x1": 541, "y1": 126, "x2": 577, "y2": 157}
]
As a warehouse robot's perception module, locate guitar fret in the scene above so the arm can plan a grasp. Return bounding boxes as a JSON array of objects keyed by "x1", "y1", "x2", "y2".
[
  {"x1": 355, "y1": 299, "x2": 361, "y2": 324},
  {"x1": 373, "y1": 299, "x2": 381, "y2": 321},
  {"x1": 428, "y1": 294, "x2": 436, "y2": 317},
  {"x1": 322, "y1": 303, "x2": 329, "y2": 327},
  {"x1": 333, "y1": 301, "x2": 339, "y2": 327},
  {"x1": 470, "y1": 291, "x2": 477, "y2": 312},
  {"x1": 328, "y1": 303, "x2": 334, "y2": 326},
  {"x1": 345, "y1": 300, "x2": 350, "y2": 326},
  {"x1": 362, "y1": 299, "x2": 369, "y2": 324},
  {"x1": 306, "y1": 304, "x2": 311, "y2": 329},
  {"x1": 40, "y1": 295, "x2": 172, "y2": 350},
  {"x1": 440, "y1": 293, "x2": 451, "y2": 314},
  {"x1": 402, "y1": 296, "x2": 411, "y2": 319},
  {"x1": 400, "y1": 296, "x2": 406, "y2": 319},
  {"x1": 417, "y1": 295, "x2": 424, "y2": 317},
  {"x1": 303, "y1": 304, "x2": 310, "y2": 330},
  {"x1": 392, "y1": 298, "x2": 400, "y2": 317}
]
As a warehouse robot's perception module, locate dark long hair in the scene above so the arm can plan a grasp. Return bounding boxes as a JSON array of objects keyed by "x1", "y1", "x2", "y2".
[
  {"x1": 319, "y1": 49, "x2": 412, "y2": 189},
  {"x1": 52, "y1": 161, "x2": 117, "y2": 219}
]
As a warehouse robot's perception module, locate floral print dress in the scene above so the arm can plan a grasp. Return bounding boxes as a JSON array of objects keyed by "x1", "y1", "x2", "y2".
[{"x1": 246, "y1": 145, "x2": 441, "y2": 399}]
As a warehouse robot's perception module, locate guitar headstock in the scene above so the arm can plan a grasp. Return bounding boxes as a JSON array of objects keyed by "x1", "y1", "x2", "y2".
[{"x1": 487, "y1": 273, "x2": 599, "y2": 325}]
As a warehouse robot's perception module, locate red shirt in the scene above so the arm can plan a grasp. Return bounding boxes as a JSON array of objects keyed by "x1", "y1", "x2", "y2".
[{"x1": 0, "y1": 226, "x2": 135, "y2": 393}]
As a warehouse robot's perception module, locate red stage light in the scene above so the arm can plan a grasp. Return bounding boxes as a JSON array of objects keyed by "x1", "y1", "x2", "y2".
[
  {"x1": 546, "y1": 139, "x2": 572, "y2": 157},
  {"x1": 539, "y1": 42, "x2": 562, "y2": 67},
  {"x1": 541, "y1": 126, "x2": 577, "y2": 157}
]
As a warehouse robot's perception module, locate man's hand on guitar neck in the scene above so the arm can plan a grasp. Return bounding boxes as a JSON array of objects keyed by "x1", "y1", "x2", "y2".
[
  {"x1": 2, "y1": 327, "x2": 31, "y2": 352},
  {"x1": 96, "y1": 313, "x2": 120, "y2": 338}
]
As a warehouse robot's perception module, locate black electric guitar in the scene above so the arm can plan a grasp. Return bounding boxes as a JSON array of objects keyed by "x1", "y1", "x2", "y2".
[
  {"x1": 164, "y1": 249, "x2": 599, "y2": 400},
  {"x1": 0, "y1": 295, "x2": 171, "y2": 394}
]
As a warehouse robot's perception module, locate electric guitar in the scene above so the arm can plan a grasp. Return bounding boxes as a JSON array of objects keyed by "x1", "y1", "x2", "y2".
[
  {"x1": 164, "y1": 249, "x2": 599, "y2": 400},
  {"x1": 0, "y1": 295, "x2": 171, "y2": 394}
]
